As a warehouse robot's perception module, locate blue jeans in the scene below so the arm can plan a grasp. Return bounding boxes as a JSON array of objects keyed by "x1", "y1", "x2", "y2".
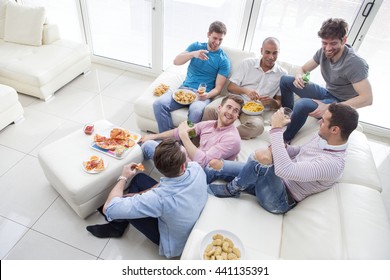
[
  {"x1": 141, "y1": 140, "x2": 160, "y2": 160},
  {"x1": 205, "y1": 155, "x2": 296, "y2": 214},
  {"x1": 153, "y1": 88, "x2": 211, "y2": 132},
  {"x1": 280, "y1": 75, "x2": 340, "y2": 142}
]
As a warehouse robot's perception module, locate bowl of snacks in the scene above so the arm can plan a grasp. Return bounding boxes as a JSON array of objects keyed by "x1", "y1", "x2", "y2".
[
  {"x1": 242, "y1": 100, "x2": 264, "y2": 115},
  {"x1": 200, "y1": 230, "x2": 244, "y2": 260},
  {"x1": 173, "y1": 89, "x2": 197, "y2": 105}
]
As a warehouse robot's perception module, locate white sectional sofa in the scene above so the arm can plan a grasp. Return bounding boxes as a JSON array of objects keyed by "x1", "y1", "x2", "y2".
[
  {"x1": 134, "y1": 46, "x2": 390, "y2": 259},
  {"x1": 0, "y1": 0, "x2": 91, "y2": 101}
]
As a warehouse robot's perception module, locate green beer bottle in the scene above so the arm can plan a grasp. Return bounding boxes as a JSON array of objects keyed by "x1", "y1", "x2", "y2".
[{"x1": 187, "y1": 120, "x2": 196, "y2": 138}]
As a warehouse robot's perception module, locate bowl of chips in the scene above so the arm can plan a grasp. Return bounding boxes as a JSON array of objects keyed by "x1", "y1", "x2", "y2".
[
  {"x1": 242, "y1": 100, "x2": 264, "y2": 115},
  {"x1": 200, "y1": 230, "x2": 245, "y2": 260}
]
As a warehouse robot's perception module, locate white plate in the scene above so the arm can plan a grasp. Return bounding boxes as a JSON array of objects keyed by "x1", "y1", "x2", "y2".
[
  {"x1": 173, "y1": 89, "x2": 197, "y2": 105},
  {"x1": 242, "y1": 101, "x2": 264, "y2": 115},
  {"x1": 82, "y1": 158, "x2": 108, "y2": 174},
  {"x1": 200, "y1": 229, "x2": 245, "y2": 260}
]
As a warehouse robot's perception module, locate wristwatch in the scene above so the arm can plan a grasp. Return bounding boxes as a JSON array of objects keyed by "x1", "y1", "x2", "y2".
[{"x1": 117, "y1": 176, "x2": 128, "y2": 183}]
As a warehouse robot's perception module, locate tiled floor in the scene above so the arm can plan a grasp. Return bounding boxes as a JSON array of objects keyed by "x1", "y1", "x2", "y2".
[{"x1": 0, "y1": 63, "x2": 389, "y2": 260}]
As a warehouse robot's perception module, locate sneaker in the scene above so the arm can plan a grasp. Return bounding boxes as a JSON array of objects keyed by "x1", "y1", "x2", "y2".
[{"x1": 208, "y1": 183, "x2": 240, "y2": 198}]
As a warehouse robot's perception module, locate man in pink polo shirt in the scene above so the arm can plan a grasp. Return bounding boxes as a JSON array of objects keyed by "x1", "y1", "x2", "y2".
[{"x1": 140, "y1": 94, "x2": 243, "y2": 167}]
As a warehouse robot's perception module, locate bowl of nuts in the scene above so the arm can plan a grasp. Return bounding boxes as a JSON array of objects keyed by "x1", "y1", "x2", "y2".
[{"x1": 200, "y1": 230, "x2": 244, "y2": 260}]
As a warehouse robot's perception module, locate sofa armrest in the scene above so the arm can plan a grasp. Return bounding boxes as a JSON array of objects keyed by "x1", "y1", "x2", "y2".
[{"x1": 42, "y1": 23, "x2": 60, "y2": 45}]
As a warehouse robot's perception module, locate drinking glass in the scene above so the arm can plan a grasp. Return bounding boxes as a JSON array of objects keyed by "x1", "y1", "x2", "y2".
[{"x1": 197, "y1": 83, "x2": 207, "y2": 95}]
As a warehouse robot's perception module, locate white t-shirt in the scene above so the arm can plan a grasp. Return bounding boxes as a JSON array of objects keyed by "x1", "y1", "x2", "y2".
[{"x1": 229, "y1": 58, "x2": 287, "y2": 102}]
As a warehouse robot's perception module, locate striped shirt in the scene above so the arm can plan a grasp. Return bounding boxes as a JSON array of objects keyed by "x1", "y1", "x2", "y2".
[{"x1": 270, "y1": 128, "x2": 347, "y2": 202}]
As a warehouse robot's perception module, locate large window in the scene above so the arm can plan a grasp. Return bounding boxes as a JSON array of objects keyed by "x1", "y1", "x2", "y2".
[
  {"x1": 84, "y1": 0, "x2": 152, "y2": 68},
  {"x1": 162, "y1": 0, "x2": 249, "y2": 69},
  {"x1": 248, "y1": 0, "x2": 364, "y2": 83},
  {"x1": 355, "y1": 0, "x2": 390, "y2": 131}
]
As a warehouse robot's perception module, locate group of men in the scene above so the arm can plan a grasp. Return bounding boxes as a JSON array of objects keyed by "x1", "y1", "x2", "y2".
[{"x1": 86, "y1": 18, "x2": 369, "y2": 259}]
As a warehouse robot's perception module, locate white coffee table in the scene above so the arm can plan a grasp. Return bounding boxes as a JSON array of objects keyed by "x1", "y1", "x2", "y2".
[{"x1": 38, "y1": 120, "x2": 144, "y2": 218}]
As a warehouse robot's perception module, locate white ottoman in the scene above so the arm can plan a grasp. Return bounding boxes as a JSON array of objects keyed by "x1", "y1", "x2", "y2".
[
  {"x1": 38, "y1": 120, "x2": 144, "y2": 218},
  {"x1": 0, "y1": 84, "x2": 24, "y2": 131}
]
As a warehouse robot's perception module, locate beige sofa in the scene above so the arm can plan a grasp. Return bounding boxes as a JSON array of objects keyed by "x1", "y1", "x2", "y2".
[
  {"x1": 0, "y1": 1, "x2": 91, "y2": 101},
  {"x1": 133, "y1": 47, "x2": 390, "y2": 259}
]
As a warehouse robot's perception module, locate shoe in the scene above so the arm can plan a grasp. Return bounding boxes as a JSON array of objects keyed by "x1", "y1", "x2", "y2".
[{"x1": 208, "y1": 183, "x2": 240, "y2": 198}]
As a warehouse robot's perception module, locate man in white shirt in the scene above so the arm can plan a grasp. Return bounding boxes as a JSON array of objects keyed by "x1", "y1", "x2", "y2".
[{"x1": 202, "y1": 37, "x2": 287, "y2": 139}]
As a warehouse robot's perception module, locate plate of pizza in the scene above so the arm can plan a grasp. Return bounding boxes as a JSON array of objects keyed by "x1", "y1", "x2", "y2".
[
  {"x1": 91, "y1": 127, "x2": 141, "y2": 159},
  {"x1": 82, "y1": 155, "x2": 107, "y2": 173}
]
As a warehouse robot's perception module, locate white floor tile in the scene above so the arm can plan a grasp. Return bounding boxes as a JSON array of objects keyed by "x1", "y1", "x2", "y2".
[
  {"x1": 69, "y1": 65, "x2": 125, "y2": 94},
  {"x1": 101, "y1": 71, "x2": 154, "y2": 102},
  {"x1": 69, "y1": 94, "x2": 134, "y2": 127},
  {"x1": 0, "y1": 155, "x2": 58, "y2": 227},
  {"x1": 4, "y1": 229, "x2": 96, "y2": 260},
  {"x1": 100, "y1": 226, "x2": 165, "y2": 260},
  {"x1": 0, "y1": 108, "x2": 64, "y2": 154},
  {"x1": 32, "y1": 196, "x2": 110, "y2": 257},
  {"x1": 26, "y1": 86, "x2": 97, "y2": 120},
  {"x1": 0, "y1": 145, "x2": 25, "y2": 177},
  {"x1": 0, "y1": 217, "x2": 28, "y2": 259}
]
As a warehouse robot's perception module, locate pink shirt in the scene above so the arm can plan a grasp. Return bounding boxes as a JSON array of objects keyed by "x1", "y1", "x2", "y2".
[{"x1": 174, "y1": 120, "x2": 241, "y2": 167}]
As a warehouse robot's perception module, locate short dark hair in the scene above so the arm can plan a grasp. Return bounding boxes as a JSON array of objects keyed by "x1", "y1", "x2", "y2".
[
  {"x1": 318, "y1": 18, "x2": 348, "y2": 40},
  {"x1": 220, "y1": 94, "x2": 244, "y2": 109},
  {"x1": 328, "y1": 103, "x2": 359, "y2": 140},
  {"x1": 209, "y1": 21, "x2": 227, "y2": 35},
  {"x1": 153, "y1": 139, "x2": 186, "y2": 178}
]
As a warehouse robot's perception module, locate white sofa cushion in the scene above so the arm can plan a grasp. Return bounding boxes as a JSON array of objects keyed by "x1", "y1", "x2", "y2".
[
  {"x1": 0, "y1": 0, "x2": 9, "y2": 39},
  {"x1": 4, "y1": 2, "x2": 46, "y2": 46}
]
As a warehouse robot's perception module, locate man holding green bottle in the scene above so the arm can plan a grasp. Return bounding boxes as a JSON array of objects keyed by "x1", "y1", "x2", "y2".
[
  {"x1": 140, "y1": 94, "x2": 244, "y2": 168},
  {"x1": 280, "y1": 18, "x2": 372, "y2": 142}
]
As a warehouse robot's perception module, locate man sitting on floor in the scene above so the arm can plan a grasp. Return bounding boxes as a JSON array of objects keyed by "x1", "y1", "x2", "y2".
[{"x1": 86, "y1": 139, "x2": 208, "y2": 259}]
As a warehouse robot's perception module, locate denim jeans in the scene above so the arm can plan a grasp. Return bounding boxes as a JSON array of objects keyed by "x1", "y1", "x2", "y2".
[
  {"x1": 141, "y1": 140, "x2": 160, "y2": 160},
  {"x1": 280, "y1": 75, "x2": 340, "y2": 142},
  {"x1": 205, "y1": 155, "x2": 296, "y2": 214},
  {"x1": 153, "y1": 88, "x2": 211, "y2": 132}
]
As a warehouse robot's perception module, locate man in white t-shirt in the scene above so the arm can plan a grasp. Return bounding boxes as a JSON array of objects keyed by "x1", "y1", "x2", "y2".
[{"x1": 202, "y1": 37, "x2": 287, "y2": 139}]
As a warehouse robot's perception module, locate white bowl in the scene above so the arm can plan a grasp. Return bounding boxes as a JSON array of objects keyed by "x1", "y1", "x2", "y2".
[
  {"x1": 200, "y1": 229, "x2": 245, "y2": 260},
  {"x1": 242, "y1": 101, "x2": 264, "y2": 115}
]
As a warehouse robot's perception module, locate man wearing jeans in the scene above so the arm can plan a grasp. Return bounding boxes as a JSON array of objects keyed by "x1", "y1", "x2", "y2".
[
  {"x1": 153, "y1": 21, "x2": 230, "y2": 133},
  {"x1": 86, "y1": 139, "x2": 207, "y2": 258},
  {"x1": 205, "y1": 103, "x2": 358, "y2": 214},
  {"x1": 280, "y1": 18, "x2": 372, "y2": 142}
]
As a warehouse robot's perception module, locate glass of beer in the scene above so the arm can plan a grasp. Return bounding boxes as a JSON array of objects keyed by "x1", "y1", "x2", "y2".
[{"x1": 197, "y1": 83, "x2": 207, "y2": 95}]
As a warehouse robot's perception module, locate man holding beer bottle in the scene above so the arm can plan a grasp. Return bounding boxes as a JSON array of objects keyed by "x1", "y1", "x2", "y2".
[{"x1": 140, "y1": 94, "x2": 244, "y2": 168}]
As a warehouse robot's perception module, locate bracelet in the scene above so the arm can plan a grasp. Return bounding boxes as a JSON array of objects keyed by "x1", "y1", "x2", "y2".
[{"x1": 117, "y1": 176, "x2": 128, "y2": 183}]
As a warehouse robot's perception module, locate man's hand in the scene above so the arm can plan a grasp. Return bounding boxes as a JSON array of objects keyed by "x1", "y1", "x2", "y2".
[
  {"x1": 178, "y1": 121, "x2": 192, "y2": 140},
  {"x1": 194, "y1": 49, "x2": 209, "y2": 60},
  {"x1": 308, "y1": 100, "x2": 329, "y2": 119},
  {"x1": 293, "y1": 73, "x2": 306, "y2": 89},
  {"x1": 197, "y1": 92, "x2": 209, "y2": 101},
  {"x1": 121, "y1": 163, "x2": 138, "y2": 179},
  {"x1": 245, "y1": 89, "x2": 260, "y2": 100},
  {"x1": 139, "y1": 134, "x2": 155, "y2": 144},
  {"x1": 271, "y1": 108, "x2": 291, "y2": 128}
]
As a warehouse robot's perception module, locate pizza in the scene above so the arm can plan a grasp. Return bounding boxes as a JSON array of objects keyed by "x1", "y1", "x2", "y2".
[
  {"x1": 83, "y1": 156, "x2": 105, "y2": 171},
  {"x1": 94, "y1": 128, "x2": 137, "y2": 150}
]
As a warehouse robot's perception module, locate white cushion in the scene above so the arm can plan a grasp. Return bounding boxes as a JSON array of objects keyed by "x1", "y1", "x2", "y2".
[
  {"x1": 0, "y1": 0, "x2": 9, "y2": 39},
  {"x1": 4, "y1": 2, "x2": 46, "y2": 46}
]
